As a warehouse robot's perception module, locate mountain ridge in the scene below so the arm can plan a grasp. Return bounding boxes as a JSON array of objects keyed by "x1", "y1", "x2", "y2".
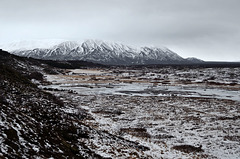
[{"x1": 2, "y1": 40, "x2": 204, "y2": 65}]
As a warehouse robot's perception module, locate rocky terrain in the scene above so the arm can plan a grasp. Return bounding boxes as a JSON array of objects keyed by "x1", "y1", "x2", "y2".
[
  {"x1": 0, "y1": 50, "x2": 150, "y2": 158},
  {"x1": 43, "y1": 67, "x2": 240, "y2": 159},
  {"x1": 0, "y1": 49, "x2": 239, "y2": 158}
]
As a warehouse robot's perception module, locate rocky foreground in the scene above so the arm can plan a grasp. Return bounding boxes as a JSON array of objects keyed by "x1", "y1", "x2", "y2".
[{"x1": 0, "y1": 50, "x2": 150, "y2": 158}]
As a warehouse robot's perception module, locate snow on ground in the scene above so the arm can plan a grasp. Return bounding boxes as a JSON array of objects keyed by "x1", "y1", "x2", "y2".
[
  {"x1": 69, "y1": 69, "x2": 108, "y2": 74},
  {"x1": 42, "y1": 80, "x2": 240, "y2": 102},
  {"x1": 43, "y1": 67, "x2": 240, "y2": 159}
]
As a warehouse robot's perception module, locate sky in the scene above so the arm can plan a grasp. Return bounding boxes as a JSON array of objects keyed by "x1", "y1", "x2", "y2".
[{"x1": 0, "y1": 0, "x2": 240, "y2": 61}]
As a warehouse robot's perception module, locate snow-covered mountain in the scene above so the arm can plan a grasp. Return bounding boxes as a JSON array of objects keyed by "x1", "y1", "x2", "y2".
[{"x1": 3, "y1": 40, "x2": 203, "y2": 65}]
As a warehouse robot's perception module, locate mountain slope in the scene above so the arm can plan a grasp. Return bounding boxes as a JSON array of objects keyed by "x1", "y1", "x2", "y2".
[{"x1": 6, "y1": 40, "x2": 203, "y2": 65}]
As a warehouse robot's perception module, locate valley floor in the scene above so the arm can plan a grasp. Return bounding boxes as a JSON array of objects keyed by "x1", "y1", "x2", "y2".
[{"x1": 43, "y1": 67, "x2": 240, "y2": 159}]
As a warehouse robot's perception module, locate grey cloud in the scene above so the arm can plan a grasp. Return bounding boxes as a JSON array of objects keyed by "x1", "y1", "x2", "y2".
[{"x1": 0, "y1": 0, "x2": 240, "y2": 61}]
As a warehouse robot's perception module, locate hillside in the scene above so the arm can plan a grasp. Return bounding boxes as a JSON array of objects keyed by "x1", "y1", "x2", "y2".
[{"x1": 0, "y1": 50, "x2": 149, "y2": 158}]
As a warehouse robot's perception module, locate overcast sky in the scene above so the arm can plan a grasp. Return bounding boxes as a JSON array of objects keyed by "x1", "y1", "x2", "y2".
[{"x1": 0, "y1": 0, "x2": 240, "y2": 61}]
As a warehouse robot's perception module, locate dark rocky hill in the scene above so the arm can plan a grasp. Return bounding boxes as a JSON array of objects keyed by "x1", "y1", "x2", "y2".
[{"x1": 0, "y1": 50, "x2": 149, "y2": 158}]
